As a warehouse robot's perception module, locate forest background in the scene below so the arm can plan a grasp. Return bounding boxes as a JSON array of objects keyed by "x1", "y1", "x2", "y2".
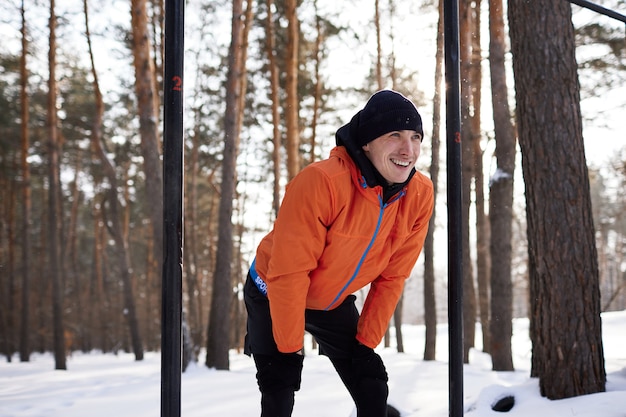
[{"x1": 0, "y1": 0, "x2": 625, "y2": 400}]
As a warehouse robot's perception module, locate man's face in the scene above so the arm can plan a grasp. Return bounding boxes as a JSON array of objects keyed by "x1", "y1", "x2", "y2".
[{"x1": 362, "y1": 130, "x2": 422, "y2": 184}]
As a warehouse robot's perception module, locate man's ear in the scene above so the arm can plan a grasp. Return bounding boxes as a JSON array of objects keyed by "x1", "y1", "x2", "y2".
[{"x1": 362, "y1": 144, "x2": 370, "y2": 152}]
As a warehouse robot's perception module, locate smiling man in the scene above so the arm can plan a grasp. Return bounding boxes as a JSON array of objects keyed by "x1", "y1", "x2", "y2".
[{"x1": 244, "y1": 90, "x2": 434, "y2": 417}]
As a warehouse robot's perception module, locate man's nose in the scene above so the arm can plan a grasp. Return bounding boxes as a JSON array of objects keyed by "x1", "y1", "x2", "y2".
[{"x1": 399, "y1": 134, "x2": 414, "y2": 153}]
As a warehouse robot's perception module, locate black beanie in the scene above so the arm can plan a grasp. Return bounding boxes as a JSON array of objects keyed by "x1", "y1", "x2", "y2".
[{"x1": 356, "y1": 90, "x2": 423, "y2": 147}]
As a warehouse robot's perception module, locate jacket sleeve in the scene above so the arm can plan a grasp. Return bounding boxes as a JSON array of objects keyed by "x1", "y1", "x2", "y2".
[
  {"x1": 356, "y1": 275, "x2": 406, "y2": 348},
  {"x1": 356, "y1": 180, "x2": 435, "y2": 348},
  {"x1": 264, "y1": 166, "x2": 335, "y2": 353}
]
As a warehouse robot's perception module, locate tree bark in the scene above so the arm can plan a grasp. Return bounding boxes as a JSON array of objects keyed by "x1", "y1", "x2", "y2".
[
  {"x1": 488, "y1": 0, "x2": 515, "y2": 371},
  {"x1": 86, "y1": 0, "x2": 144, "y2": 360},
  {"x1": 393, "y1": 294, "x2": 404, "y2": 352},
  {"x1": 19, "y1": 0, "x2": 32, "y2": 363},
  {"x1": 206, "y1": 0, "x2": 246, "y2": 370},
  {"x1": 265, "y1": 0, "x2": 282, "y2": 219},
  {"x1": 35, "y1": 201, "x2": 48, "y2": 354},
  {"x1": 66, "y1": 165, "x2": 83, "y2": 350},
  {"x1": 460, "y1": 0, "x2": 477, "y2": 363},
  {"x1": 47, "y1": 0, "x2": 67, "y2": 370},
  {"x1": 310, "y1": 0, "x2": 323, "y2": 165},
  {"x1": 130, "y1": 0, "x2": 163, "y2": 271},
  {"x1": 184, "y1": 111, "x2": 202, "y2": 355},
  {"x1": 3, "y1": 164, "x2": 17, "y2": 363},
  {"x1": 375, "y1": 0, "x2": 383, "y2": 89},
  {"x1": 88, "y1": 196, "x2": 102, "y2": 351},
  {"x1": 469, "y1": 0, "x2": 491, "y2": 356},
  {"x1": 423, "y1": 0, "x2": 444, "y2": 362},
  {"x1": 508, "y1": 0, "x2": 605, "y2": 399},
  {"x1": 285, "y1": 0, "x2": 300, "y2": 179}
]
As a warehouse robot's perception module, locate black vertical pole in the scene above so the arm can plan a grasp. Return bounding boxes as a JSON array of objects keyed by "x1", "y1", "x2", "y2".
[
  {"x1": 161, "y1": 0, "x2": 184, "y2": 416},
  {"x1": 443, "y1": 0, "x2": 463, "y2": 416}
]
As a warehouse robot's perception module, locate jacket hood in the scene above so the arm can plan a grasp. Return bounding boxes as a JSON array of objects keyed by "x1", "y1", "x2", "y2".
[{"x1": 335, "y1": 111, "x2": 416, "y2": 202}]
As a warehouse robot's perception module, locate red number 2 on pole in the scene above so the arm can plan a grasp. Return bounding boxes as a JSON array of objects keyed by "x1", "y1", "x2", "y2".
[{"x1": 172, "y1": 76, "x2": 182, "y2": 91}]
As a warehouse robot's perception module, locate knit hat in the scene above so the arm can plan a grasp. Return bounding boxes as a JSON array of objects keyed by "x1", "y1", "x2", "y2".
[{"x1": 356, "y1": 90, "x2": 423, "y2": 147}]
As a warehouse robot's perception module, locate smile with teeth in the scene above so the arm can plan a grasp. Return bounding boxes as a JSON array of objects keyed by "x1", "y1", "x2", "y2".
[{"x1": 391, "y1": 158, "x2": 411, "y2": 167}]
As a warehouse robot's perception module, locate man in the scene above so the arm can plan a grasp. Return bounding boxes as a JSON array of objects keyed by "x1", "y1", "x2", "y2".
[{"x1": 244, "y1": 90, "x2": 434, "y2": 417}]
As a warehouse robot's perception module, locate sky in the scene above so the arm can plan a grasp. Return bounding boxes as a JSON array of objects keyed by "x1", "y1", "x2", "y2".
[{"x1": 1, "y1": 310, "x2": 625, "y2": 417}]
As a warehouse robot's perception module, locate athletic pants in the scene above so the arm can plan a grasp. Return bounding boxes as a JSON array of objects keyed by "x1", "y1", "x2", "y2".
[{"x1": 243, "y1": 273, "x2": 389, "y2": 417}]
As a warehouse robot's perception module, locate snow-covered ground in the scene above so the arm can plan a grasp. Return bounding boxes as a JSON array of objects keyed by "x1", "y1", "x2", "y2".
[{"x1": 1, "y1": 311, "x2": 625, "y2": 417}]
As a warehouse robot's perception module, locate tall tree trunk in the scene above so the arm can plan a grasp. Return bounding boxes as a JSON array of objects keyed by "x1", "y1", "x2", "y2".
[
  {"x1": 375, "y1": 0, "x2": 383, "y2": 89},
  {"x1": 47, "y1": 0, "x2": 66, "y2": 370},
  {"x1": 508, "y1": 0, "x2": 605, "y2": 399},
  {"x1": 150, "y1": 0, "x2": 164, "y2": 101},
  {"x1": 0, "y1": 161, "x2": 8, "y2": 361},
  {"x1": 94, "y1": 108, "x2": 144, "y2": 357},
  {"x1": 372, "y1": 0, "x2": 392, "y2": 349},
  {"x1": 488, "y1": 0, "x2": 515, "y2": 371},
  {"x1": 19, "y1": 0, "x2": 32, "y2": 363},
  {"x1": 310, "y1": 0, "x2": 323, "y2": 165},
  {"x1": 4, "y1": 168, "x2": 17, "y2": 362},
  {"x1": 92, "y1": 203, "x2": 110, "y2": 352},
  {"x1": 265, "y1": 0, "x2": 282, "y2": 219},
  {"x1": 285, "y1": 0, "x2": 300, "y2": 179},
  {"x1": 86, "y1": 0, "x2": 144, "y2": 360},
  {"x1": 184, "y1": 111, "x2": 202, "y2": 354},
  {"x1": 384, "y1": 0, "x2": 405, "y2": 352},
  {"x1": 0, "y1": 159, "x2": 6, "y2": 361},
  {"x1": 387, "y1": 0, "x2": 398, "y2": 89},
  {"x1": 144, "y1": 231, "x2": 156, "y2": 348},
  {"x1": 0, "y1": 187, "x2": 11, "y2": 360},
  {"x1": 206, "y1": 0, "x2": 246, "y2": 370},
  {"x1": 460, "y1": 0, "x2": 476, "y2": 363},
  {"x1": 237, "y1": 0, "x2": 254, "y2": 146},
  {"x1": 393, "y1": 294, "x2": 404, "y2": 352},
  {"x1": 130, "y1": 0, "x2": 163, "y2": 274},
  {"x1": 233, "y1": 195, "x2": 247, "y2": 352},
  {"x1": 469, "y1": 0, "x2": 491, "y2": 355},
  {"x1": 92, "y1": 209, "x2": 102, "y2": 353},
  {"x1": 66, "y1": 165, "x2": 83, "y2": 350},
  {"x1": 36, "y1": 201, "x2": 48, "y2": 353},
  {"x1": 423, "y1": 0, "x2": 444, "y2": 362}
]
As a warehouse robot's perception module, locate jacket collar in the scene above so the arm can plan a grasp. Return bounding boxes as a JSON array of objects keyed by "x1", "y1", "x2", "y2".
[{"x1": 335, "y1": 113, "x2": 415, "y2": 203}]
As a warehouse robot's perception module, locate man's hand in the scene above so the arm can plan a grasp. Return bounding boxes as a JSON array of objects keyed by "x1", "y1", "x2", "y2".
[{"x1": 352, "y1": 340, "x2": 388, "y2": 382}]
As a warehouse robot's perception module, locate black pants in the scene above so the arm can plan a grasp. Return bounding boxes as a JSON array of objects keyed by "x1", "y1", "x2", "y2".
[{"x1": 243, "y1": 273, "x2": 389, "y2": 417}]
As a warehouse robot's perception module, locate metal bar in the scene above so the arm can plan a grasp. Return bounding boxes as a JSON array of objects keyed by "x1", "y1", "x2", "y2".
[
  {"x1": 161, "y1": 0, "x2": 184, "y2": 416},
  {"x1": 568, "y1": 0, "x2": 626, "y2": 24},
  {"x1": 443, "y1": 0, "x2": 464, "y2": 416}
]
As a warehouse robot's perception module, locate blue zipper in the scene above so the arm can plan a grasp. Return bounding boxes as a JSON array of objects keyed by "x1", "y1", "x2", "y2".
[
  {"x1": 252, "y1": 185, "x2": 407, "y2": 308},
  {"x1": 323, "y1": 193, "x2": 386, "y2": 310}
]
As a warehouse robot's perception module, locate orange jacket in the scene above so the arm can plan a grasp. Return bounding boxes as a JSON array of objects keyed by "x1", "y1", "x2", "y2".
[{"x1": 254, "y1": 146, "x2": 434, "y2": 353}]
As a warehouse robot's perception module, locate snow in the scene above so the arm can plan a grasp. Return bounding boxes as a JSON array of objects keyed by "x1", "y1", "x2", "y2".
[
  {"x1": 488, "y1": 168, "x2": 513, "y2": 187},
  {"x1": 2, "y1": 311, "x2": 625, "y2": 417}
]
